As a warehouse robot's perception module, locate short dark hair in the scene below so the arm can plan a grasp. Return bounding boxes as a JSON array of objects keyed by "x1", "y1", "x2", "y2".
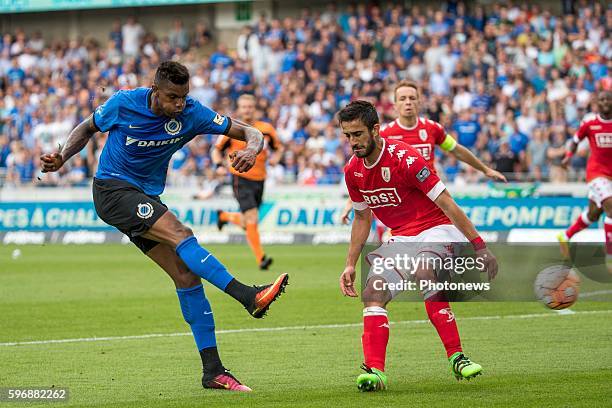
[
  {"x1": 337, "y1": 100, "x2": 379, "y2": 131},
  {"x1": 155, "y1": 61, "x2": 190, "y2": 86}
]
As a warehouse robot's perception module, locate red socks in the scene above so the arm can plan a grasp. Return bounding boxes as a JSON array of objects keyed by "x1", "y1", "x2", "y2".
[
  {"x1": 424, "y1": 292, "x2": 462, "y2": 358},
  {"x1": 565, "y1": 211, "x2": 593, "y2": 239},
  {"x1": 362, "y1": 307, "x2": 389, "y2": 372}
]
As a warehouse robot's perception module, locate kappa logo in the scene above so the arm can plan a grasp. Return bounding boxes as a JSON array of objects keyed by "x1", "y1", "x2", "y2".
[
  {"x1": 213, "y1": 113, "x2": 225, "y2": 126},
  {"x1": 381, "y1": 167, "x2": 391, "y2": 182},
  {"x1": 406, "y1": 156, "x2": 417, "y2": 167},
  {"x1": 354, "y1": 172, "x2": 363, "y2": 178},
  {"x1": 387, "y1": 144, "x2": 397, "y2": 155},
  {"x1": 438, "y1": 308, "x2": 455, "y2": 322},
  {"x1": 136, "y1": 203, "x2": 154, "y2": 219},
  {"x1": 164, "y1": 119, "x2": 182, "y2": 135},
  {"x1": 419, "y1": 129, "x2": 428, "y2": 141},
  {"x1": 396, "y1": 149, "x2": 406, "y2": 159}
]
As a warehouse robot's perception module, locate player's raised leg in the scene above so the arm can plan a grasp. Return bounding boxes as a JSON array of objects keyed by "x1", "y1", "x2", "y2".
[
  {"x1": 143, "y1": 210, "x2": 288, "y2": 318},
  {"x1": 217, "y1": 210, "x2": 242, "y2": 230},
  {"x1": 558, "y1": 200, "x2": 602, "y2": 259},
  {"x1": 146, "y1": 243, "x2": 251, "y2": 391},
  {"x1": 356, "y1": 276, "x2": 391, "y2": 392}
]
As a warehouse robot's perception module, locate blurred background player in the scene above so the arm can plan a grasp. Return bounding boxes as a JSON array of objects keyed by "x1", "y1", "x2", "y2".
[
  {"x1": 213, "y1": 94, "x2": 283, "y2": 270},
  {"x1": 558, "y1": 90, "x2": 612, "y2": 268},
  {"x1": 40, "y1": 61, "x2": 288, "y2": 392},
  {"x1": 338, "y1": 101, "x2": 497, "y2": 391},
  {"x1": 341, "y1": 80, "x2": 506, "y2": 232}
]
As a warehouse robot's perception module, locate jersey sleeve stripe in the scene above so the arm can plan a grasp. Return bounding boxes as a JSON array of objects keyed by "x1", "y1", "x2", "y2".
[
  {"x1": 222, "y1": 117, "x2": 232, "y2": 135},
  {"x1": 92, "y1": 113, "x2": 102, "y2": 132},
  {"x1": 573, "y1": 134, "x2": 581, "y2": 144},
  {"x1": 352, "y1": 201, "x2": 369, "y2": 211},
  {"x1": 426, "y1": 180, "x2": 446, "y2": 201}
]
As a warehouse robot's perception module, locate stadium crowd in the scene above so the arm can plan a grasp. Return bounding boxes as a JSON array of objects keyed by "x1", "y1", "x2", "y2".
[{"x1": 0, "y1": 1, "x2": 610, "y2": 189}]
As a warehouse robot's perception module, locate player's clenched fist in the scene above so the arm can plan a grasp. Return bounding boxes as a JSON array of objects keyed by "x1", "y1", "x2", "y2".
[
  {"x1": 340, "y1": 266, "x2": 358, "y2": 297},
  {"x1": 229, "y1": 148, "x2": 257, "y2": 173},
  {"x1": 40, "y1": 152, "x2": 64, "y2": 173}
]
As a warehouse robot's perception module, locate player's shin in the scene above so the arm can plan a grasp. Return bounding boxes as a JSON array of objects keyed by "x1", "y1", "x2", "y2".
[
  {"x1": 175, "y1": 236, "x2": 235, "y2": 290},
  {"x1": 246, "y1": 223, "x2": 265, "y2": 263},
  {"x1": 176, "y1": 285, "x2": 224, "y2": 377},
  {"x1": 605, "y1": 217, "x2": 612, "y2": 265},
  {"x1": 175, "y1": 236, "x2": 256, "y2": 306},
  {"x1": 362, "y1": 306, "x2": 389, "y2": 372},
  {"x1": 423, "y1": 291, "x2": 462, "y2": 358}
]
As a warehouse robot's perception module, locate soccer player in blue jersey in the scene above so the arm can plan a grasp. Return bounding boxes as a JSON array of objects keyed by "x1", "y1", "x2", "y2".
[{"x1": 40, "y1": 61, "x2": 288, "y2": 392}]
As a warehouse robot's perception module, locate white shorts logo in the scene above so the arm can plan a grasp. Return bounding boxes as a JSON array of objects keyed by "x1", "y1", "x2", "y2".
[
  {"x1": 137, "y1": 203, "x2": 154, "y2": 219},
  {"x1": 164, "y1": 119, "x2": 182, "y2": 136},
  {"x1": 438, "y1": 308, "x2": 455, "y2": 322}
]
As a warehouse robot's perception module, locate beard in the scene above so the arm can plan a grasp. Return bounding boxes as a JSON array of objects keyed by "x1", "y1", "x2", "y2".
[{"x1": 353, "y1": 136, "x2": 376, "y2": 158}]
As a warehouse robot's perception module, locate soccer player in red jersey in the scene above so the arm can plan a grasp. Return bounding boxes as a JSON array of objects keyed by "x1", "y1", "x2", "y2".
[
  {"x1": 337, "y1": 101, "x2": 498, "y2": 391},
  {"x1": 340, "y1": 80, "x2": 505, "y2": 224},
  {"x1": 558, "y1": 90, "x2": 612, "y2": 268},
  {"x1": 380, "y1": 80, "x2": 506, "y2": 181}
]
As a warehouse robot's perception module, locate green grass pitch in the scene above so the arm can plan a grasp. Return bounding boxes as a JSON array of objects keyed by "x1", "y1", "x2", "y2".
[{"x1": 1, "y1": 244, "x2": 611, "y2": 407}]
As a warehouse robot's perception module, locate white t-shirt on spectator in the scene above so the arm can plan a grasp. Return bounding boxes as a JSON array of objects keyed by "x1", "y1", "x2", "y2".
[{"x1": 122, "y1": 23, "x2": 144, "y2": 56}]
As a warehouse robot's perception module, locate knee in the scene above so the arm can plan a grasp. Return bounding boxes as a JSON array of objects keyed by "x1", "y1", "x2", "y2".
[
  {"x1": 176, "y1": 224, "x2": 194, "y2": 241},
  {"x1": 587, "y1": 208, "x2": 603, "y2": 222},
  {"x1": 362, "y1": 279, "x2": 389, "y2": 305},
  {"x1": 174, "y1": 270, "x2": 201, "y2": 289}
]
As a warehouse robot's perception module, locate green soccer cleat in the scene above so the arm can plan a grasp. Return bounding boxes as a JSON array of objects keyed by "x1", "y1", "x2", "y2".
[
  {"x1": 557, "y1": 232, "x2": 570, "y2": 260},
  {"x1": 449, "y1": 352, "x2": 482, "y2": 380},
  {"x1": 356, "y1": 364, "x2": 387, "y2": 392}
]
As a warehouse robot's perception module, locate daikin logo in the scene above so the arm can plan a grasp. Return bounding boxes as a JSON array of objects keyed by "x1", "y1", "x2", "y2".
[{"x1": 125, "y1": 136, "x2": 183, "y2": 147}]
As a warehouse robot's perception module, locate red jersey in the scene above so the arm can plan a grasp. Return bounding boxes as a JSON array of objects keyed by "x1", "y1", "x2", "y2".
[
  {"x1": 379, "y1": 117, "x2": 448, "y2": 169},
  {"x1": 344, "y1": 139, "x2": 451, "y2": 237},
  {"x1": 573, "y1": 114, "x2": 612, "y2": 181}
]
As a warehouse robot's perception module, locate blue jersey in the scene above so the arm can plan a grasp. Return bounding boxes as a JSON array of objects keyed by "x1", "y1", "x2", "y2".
[{"x1": 94, "y1": 87, "x2": 230, "y2": 196}]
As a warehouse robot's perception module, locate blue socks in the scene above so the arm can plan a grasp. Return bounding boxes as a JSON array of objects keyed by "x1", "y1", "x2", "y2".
[
  {"x1": 175, "y1": 236, "x2": 234, "y2": 291},
  {"x1": 176, "y1": 284, "x2": 216, "y2": 351}
]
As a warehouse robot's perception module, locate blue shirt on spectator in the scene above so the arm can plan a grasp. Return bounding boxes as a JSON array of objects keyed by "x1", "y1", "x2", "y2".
[
  {"x1": 209, "y1": 52, "x2": 233, "y2": 68},
  {"x1": 508, "y1": 130, "x2": 529, "y2": 154},
  {"x1": 453, "y1": 120, "x2": 480, "y2": 148}
]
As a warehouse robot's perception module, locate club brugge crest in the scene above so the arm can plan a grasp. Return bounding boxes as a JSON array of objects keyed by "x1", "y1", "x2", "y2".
[
  {"x1": 419, "y1": 129, "x2": 428, "y2": 141},
  {"x1": 381, "y1": 167, "x2": 391, "y2": 182},
  {"x1": 137, "y1": 202, "x2": 154, "y2": 219},
  {"x1": 164, "y1": 119, "x2": 182, "y2": 136}
]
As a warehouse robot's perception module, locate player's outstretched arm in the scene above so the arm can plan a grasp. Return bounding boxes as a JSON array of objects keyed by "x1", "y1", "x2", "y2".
[
  {"x1": 447, "y1": 143, "x2": 507, "y2": 182},
  {"x1": 40, "y1": 114, "x2": 98, "y2": 173},
  {"x1": 225, "y1": 118, "x2": 264, "y2": 173},
  {"x1": 434, "y1": 190, "x2": 498, "y2": 280},
  {"x1": 341, "y1": 207, "x2": 372, "y2": 297}
]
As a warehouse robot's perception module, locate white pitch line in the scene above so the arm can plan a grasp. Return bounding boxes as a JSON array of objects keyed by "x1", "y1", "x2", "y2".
[
  {"x1": 1, "y1": 309, "x2": 611, "y2": 348},
  {"x1": 580, "y1": 290, "x2": 612, "y2": 298}
]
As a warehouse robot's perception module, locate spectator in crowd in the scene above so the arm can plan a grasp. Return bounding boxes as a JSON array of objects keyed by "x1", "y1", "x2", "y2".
[{"x1": 0, "y1": 2, "x2": 610, "y2": 189}]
